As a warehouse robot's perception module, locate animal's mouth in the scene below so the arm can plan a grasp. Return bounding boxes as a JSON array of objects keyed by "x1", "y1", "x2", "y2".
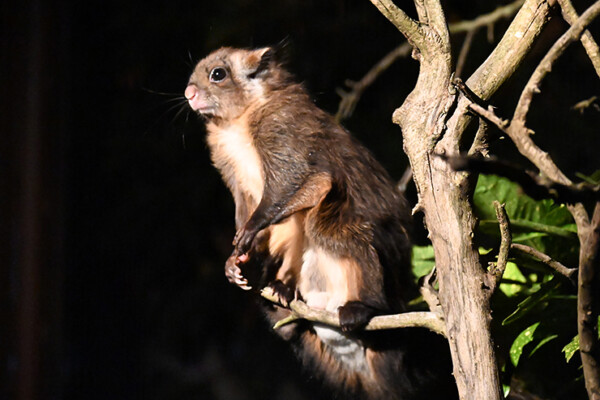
[
  {"x1": 185, "y1": 84, "x2": 215, "y2": 116},
  {"x1": 194, "y1": 106, "x2": 216, "y2": 116}
]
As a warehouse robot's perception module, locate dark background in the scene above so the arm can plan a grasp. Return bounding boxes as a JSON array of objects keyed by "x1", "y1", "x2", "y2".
[{"x1": 2, "y1": 1, "x2": 599, "y2": 399}]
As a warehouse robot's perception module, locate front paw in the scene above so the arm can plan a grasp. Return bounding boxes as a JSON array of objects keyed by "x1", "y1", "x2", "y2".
[
  {"x1": 338, "y1": 301, "x2": 377, "y2": 332},
  {"x1": 225, "y1": 254, "x2": 252, "y2": 291}
]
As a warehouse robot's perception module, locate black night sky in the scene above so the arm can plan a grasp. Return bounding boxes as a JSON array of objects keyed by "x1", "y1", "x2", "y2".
[{"x1": 2, "y1": 1, "x2": 599, "y2": 399}]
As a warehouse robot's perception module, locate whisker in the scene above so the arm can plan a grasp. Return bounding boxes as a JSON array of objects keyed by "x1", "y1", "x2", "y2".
[
  {"x1": 180, "y1": 108, "x2": 194, "y2": 149},
  {"x1": 164, "y1": 100, "x2": 189, "y2": 116},
  {"x1": 172, "y1": 102, "x2": 191, "y2": 122},
  {"x1": 141, "y1": 87, "x2": 182, "y2": 97},
  {"x1": 142, "y1": 99, "x2": 190, "y2": 137},
  {"x1": 186, "y1": 50, "x2": 196, "y2": 69},
  {"x1": 162, "y1": 96, "x2": 187, "y2": 104}
]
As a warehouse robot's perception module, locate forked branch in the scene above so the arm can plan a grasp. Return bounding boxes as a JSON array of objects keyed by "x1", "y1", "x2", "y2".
[
  {"x1": 557, "y1": 0, "x2": 600, "y2": 78},
  {"x1": 337, "y1": 0, "x2": 524, "y2": 120},
  {"x1": 513, "y1": 1, "x2": 600, "y2": 125}
]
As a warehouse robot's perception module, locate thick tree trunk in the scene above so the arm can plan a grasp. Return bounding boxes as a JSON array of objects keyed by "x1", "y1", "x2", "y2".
[
  {"x1": 395, "y1": 60, "x2": 502, "y2": 399},
  {"x1": 368, "y1": 0, "x2": 559, "y2": 398}
]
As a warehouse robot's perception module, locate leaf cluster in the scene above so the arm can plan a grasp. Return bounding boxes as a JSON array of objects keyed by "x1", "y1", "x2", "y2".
[{"x1": 412, "y1": 173, "x2": 599, "y2": 398}]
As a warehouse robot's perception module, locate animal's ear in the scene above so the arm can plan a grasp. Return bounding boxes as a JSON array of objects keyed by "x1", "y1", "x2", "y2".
[{"x1": 247, "y1": 47, "x2": 273, "y2": 79}]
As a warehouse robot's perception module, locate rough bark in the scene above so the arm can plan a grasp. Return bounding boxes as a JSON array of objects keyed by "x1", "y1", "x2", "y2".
[
  {"x1": 576, "y1": 203, "x2": 600, "y2": 400},
  {"x1": 368, "y1": 1, "x2": 557, "y2": 399}
]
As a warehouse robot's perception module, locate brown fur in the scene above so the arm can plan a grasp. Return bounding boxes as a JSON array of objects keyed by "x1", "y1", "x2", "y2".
[{"x1": 185, "y1": 46, "x2": 456, "y2": 400}]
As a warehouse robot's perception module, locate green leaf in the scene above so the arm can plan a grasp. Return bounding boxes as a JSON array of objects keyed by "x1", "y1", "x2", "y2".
[
  {"x1": 474, "y1": 175, "x2": 573, "y2": 225},
  {"x1": 563, "y1": 317, "x2": 600, "y2": 362},
  {"x1": 511, "y1": 232, "x2": 550, "y2": 242},
  {"x1": 575, "y1": 170, "x2": 600, "y2": 185},
  {"x1": 499, "y1": 262, "x2": 527, "y2": 297},
  {"x1": 529, "y1": 334, "x2": 558, "y2": 357},
  {"x1": 503, "y1": 384, "x2": 511, "y2": 399},
  {"x1": 473, "y1": 175, "x2": 577, "y2": 262},
  {"x1": 502, "y1": 278, "x2": 562, "y2": 325},
  {"x1": 412, "y1": 245, "x2": 435, "y2": 280},
  {"x1": 563, "y1": 334, "x2": 579, "y2": 363},
  {"x1": 510, "y1": 322, "x2": 540, "y2": 366}
]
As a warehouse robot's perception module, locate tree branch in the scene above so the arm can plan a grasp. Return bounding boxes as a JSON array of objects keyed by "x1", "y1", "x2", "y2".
[
  {"x1": 397, "y1": 165, "x2": 413, "y2": 194},
  {"x1": 513, "y1": 1, "x2": 600, "y2": 125},
  {"x1": 336, "y1": 1, "x2": 524, "y2": 121},
  {"x1": 468, "y1": 118, "x2": 491, "y2": 157},
  {"x1": 368, "y1": 2, "x2": 561, "y2": 399},
  {"x1": 419, "y1": 266, "x2": 443, "y2": 316},
  {"x1": 577, "y1": 202, "x2": 600, "y2": 399},
  {"x1": 456, "y1": 7, "x2": 600, "y2": 395},
  {"x1": 448, "y1": 0, "x2": 525, "y2": 35},
  {"x1": 457, "y1": 83, "x2": 573, "y2": 186},
  {"x1": 442, "y1": 153, "x2": 600, "y2": 204},
  {"x1": 557, "y1": 0, "x2": 600, "y2": 79},
  {"x1": 572, "y1": 95, "x2": 600, "y2": 114},
  {"x1": 487, "y1": 201, "x2": 512, "y2": 293},
  {"x1": 335, "y1": 42, "x2": 412, "y2": 121},
  {"x1": 466, "y1": 0, "x2": 555, "y2": 100},
  {"x1": 419, "y1": 0, "x2": 450, "y2": 45},
  {"x1": 442, "y1": 0, "x2": 554, "y2": 155},
  {"x1": 455, "y1": 29, "x2": 477, "y2": 79},
  {"x1": 511, "y1": 243, "x2": 577, "y2": 284},
  {"x1": 260, "y1": 287, "x2": 447, "y2": 336},
  {"x1": 368, "y1": 0, "x2": 425, "y2": 48}
]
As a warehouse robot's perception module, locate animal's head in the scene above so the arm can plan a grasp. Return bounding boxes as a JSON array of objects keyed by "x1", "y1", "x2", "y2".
[{"x1": 185, "y1": 47, "x2": 290, "y2": 122}]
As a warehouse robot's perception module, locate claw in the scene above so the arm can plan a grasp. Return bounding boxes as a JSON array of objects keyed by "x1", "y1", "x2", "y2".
[
  {"x1": 225, "y1": 254, "x2": 251, "y2": 290},
  {"x1": 236, "y1": 277, "x2": 252, "y2": 290}
]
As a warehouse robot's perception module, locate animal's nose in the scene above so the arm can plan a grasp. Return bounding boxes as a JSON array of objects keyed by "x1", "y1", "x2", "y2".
[{"x1": 184, "y1": 85, "x2": 197, "y2": 100}]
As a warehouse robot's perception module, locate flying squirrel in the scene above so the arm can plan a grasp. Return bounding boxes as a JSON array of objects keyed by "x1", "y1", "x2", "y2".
[{"x1": 185, "y1": 46, "x2": 456, "y2": 400}]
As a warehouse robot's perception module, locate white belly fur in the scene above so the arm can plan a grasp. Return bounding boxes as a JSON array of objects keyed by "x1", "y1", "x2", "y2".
[
  {"x1": 300, "y1": 246, "x2": 368, "y2": 373},
  {"x1": 206, "y1": 112, "x2": 264, "y2": 204}
]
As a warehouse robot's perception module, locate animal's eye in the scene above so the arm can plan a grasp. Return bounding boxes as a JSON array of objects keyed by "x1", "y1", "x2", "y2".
[{"x1": 209, "y1": 67, "x2": 227, "y2": 83}]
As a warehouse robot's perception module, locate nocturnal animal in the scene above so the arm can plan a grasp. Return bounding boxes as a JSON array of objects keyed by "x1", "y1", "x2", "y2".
[{"x1": 185, "y1": 46, "x2": 456, "y2": 400}]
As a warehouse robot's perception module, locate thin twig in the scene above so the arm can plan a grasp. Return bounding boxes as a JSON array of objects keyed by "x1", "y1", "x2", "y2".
[
  {"x1": 456, "y1": 29, "x2": 477, "y2": 78},
  {"x1": 572, "y1": 96, "x2": 600, "y2": 114},
  {"x1": 397, "y1": 165, "x2": 413, "y2": 194},
  {"x1": 466, "y1": 102, "x2": 573, "y2": 186},
  {"x1": 335, "y1": 43, "x2": 411, "y2": 121},
  {"x1": 465, "y1": 96, "x2": 510, "y2": 128},
  {"x1": 453, "y1": 71, "x2": 574, "y2": 188},
  {"x1": 454, "y1": 66, "x2": 574, "y2": 186},
  {"x1": 557, "y1": 0, "x2": 600, "y2": 79},
  {"x1": 511, "y1": 243, "x2": 578, "y2": 284},
  {"x1": 449, "y1": 0, "x2": 525, "y2": 34},
  {"x1": 487, "y1": 201, "x2": 512, "y2": 293},
  {"x1": 487, "y1": 22, "x2": 495, "y2": 43},
  {"x1": 419, "y1": 266, "x2": 444, "y2": 316},
  {"x1": 468, "y1": 118, "x2": 490, "y2": 156},
  {"x1": 261, "y1": 287, "x2": 447, "y2": 336},
  {"x1": 442, "y1": 153, "x2": 600, "y2": 203}
]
